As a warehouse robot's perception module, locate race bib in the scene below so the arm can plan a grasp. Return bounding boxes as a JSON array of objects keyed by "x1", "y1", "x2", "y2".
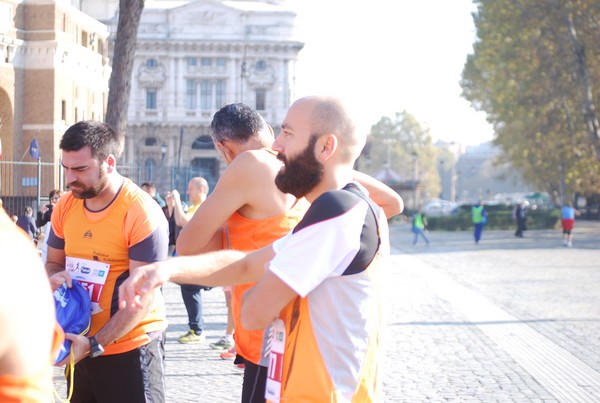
[
  {"x1": 265, "y1": 319, "x2": 286, "y2": 402},
  {"x1": 65, "y1": 256, "x2": 110, "y2": 314}
]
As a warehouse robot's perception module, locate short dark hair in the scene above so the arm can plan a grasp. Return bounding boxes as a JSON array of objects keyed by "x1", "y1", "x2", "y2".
[
  {"x1": 210, "y1": 103, "x2": 267, "y2": 144},
  {"x1": 60, "y1": 121, "x2": 120, "y2": 162},
  {"x1": 49, "y1": 189, "x2": 62, "y2": 199}
]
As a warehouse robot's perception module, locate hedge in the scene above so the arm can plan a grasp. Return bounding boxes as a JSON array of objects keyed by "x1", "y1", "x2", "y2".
[{"x1": 425, "y1": 207, "x2": 560, "y2": 231}]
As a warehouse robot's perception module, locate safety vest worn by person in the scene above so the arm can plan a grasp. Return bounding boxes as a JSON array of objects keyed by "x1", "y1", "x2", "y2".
[
  {"x1": 225, "y1": 198, "x2": 309, "y2": 365},
  {"x1": 413, "y1": 212, "x2": 425, "y2": 229},
  {"x1": 472, "y1": 205, "x2": 485, "y2": 224}
]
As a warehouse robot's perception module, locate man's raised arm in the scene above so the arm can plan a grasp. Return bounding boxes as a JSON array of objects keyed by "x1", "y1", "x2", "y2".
[
  {"x1": 119, "y1": 245, "x2": 275, "y2": 311},
  {"x1": 352, "y1": 170, "x2": 404, "y2": 218}
]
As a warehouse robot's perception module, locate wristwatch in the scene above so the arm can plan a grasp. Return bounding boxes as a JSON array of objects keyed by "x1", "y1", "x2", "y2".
[{"x1": 88, "y1": 336, "x2": 105, "y2": 358}]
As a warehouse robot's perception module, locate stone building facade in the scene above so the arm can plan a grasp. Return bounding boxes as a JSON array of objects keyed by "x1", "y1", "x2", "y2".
[
  {"x1": 87, "y1": 0, "x2": 303, "y2": 193},
  {"x1": 0, "y1": 0, "x2": 110, "y2": 196}
]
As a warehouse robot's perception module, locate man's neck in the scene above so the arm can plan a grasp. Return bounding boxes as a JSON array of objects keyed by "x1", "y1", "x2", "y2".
[
  {"x1": 84, "y1": 174, "x2": 124, "y2": 212},
  {"x1": 236, "y1": 137, "x2": 273, "y2": 156},
  {"x1": 305, "y1": 166, "x2": 353, "y2": 203}
]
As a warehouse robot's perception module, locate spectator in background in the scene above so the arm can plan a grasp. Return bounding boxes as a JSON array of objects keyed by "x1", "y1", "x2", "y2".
[
  {"x1": 167, "y1": 177, "x2": 211, "y2": 344},
  {"x1": 561, "y1": 201, "x2": 581, "y2": 247},
  {"x1": 411, "y1": 209, "x2": 430, "y2": 246},
  {"x1": 37, "y1": 189, "x2": 64, "y2": 262},
  {"x1": 36, "y1": 189, "x2": 63, "y2": 229},
  {"x1": 471, "y1": 200, "x2": 487, "y2": 244},
  {"x1": 514, "y1": 201, "x2": 527, "y2": 238},
  {"x1": 141, "y1": 182, "x2": 168, "y2": 217},
  {"x1": 16, "y1": 206, "x2": 37, "y2": 240}
]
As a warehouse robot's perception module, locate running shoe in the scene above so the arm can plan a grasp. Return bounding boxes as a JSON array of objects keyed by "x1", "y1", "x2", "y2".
[
  {"x1": 210, "y1": 336, "x2": 235, "y2": 350},
  {"x1": 220, "y1": 347, "x2": 236, "y2": 360},
  {"x1": 178, "y1": 329, "x2": 205, "y2": 344}
]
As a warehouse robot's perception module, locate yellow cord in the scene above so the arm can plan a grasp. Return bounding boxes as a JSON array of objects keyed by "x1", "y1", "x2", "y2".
[{"x1": 52, "y1": 344, "x2": 75, "y2": 403}]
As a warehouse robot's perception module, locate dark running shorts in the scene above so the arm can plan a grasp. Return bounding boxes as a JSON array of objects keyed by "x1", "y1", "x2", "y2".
[
  {"x1": 236, "y1": 354, "x2": 268, "y2": 403},
  {"x1": 68, "y1": 335, "x2": 165, "y2": 403}
]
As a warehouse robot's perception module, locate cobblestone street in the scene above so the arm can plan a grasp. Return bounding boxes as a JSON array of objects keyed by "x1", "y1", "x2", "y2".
[{"x1": 54, "y1": 221, "x2": 600, "y2": 402}]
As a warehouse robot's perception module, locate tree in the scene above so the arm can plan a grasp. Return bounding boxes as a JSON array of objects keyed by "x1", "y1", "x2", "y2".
[
  {"x1": 105, "y1": 0, "x2": 145, "y2": 154},
  {"x1": 461, "y1": 0, "x2": 600, "y2": 199},
  {"x1": 362, "y1": 111, "x2": 440, "y2": 200}
]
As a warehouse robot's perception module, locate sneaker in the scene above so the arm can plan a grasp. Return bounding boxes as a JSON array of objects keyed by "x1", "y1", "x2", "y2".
[
  {"x1": 235, "y1": 363, "x2": 245, "y2": 370},
  {"x1": 220, "y1": 347, "x2": 236, "y2": 360},
  {"x1": 209, "y1": 336, "x2": 235, "y2": 350},
  {"x1": 567, "y1": 242, "x2": 573, "y2": 248},
  {"x1": 178, "y1": 329, "x2": 205, "y2": 344}
]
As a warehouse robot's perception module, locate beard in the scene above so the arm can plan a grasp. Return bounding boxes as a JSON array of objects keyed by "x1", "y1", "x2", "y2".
[
  {"x1": 69, "y1": 168, "x2": 109, "y2": 199},
  {"x1": 275, "y1": 135, "x2": 323, "y2": 198}
]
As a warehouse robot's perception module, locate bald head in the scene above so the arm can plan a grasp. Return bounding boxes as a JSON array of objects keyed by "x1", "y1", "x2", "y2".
[
  {"x1": 187, "y1": 176, "x2": 209, "y2": 205},
  {"x1": 293, "y1": 96, "x2": 364, "y2": 164},
  {"x1": 189, "y1": 177, "x2": 209, "y2": 194}
]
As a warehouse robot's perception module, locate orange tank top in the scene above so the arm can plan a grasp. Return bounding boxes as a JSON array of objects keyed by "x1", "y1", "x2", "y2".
[{"x1": 225, "y1": 198, "x2": 309, "y2": 365}]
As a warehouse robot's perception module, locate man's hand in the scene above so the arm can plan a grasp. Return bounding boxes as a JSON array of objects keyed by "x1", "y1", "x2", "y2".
[
  {"x1": 49, "y1": 271, "x2": 72, "y2": 292},
  {"x1": 165, "y1": 191, "x2": 173, "y2": 207},
  {"x1": 171, "y1": 189, "x2": 182, "y2": 205},
  {"x1": 54, "y1": 333, "x2": 89, "y2": 367},
  {"x1": 118, "y1": 262, "x2": 171, "y2": 312}
]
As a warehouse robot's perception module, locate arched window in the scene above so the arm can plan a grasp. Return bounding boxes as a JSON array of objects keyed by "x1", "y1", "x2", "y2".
[
  {"x1": 145, "y1": 158, "x2": 156, "y2": 182},
  {"x1": 192, "y1": 135, "x2": 215, "y2": 150},
  {"x1": 145, "y1": 137, "x2": 158, "y2": 146},
  {"x1": 255, "y1": 59, "x2": 267, "y2": 71},
  {"x1": 191, "y1": 157, "x2": 218, "y2": 180},
  {"x1": 146, "y1": 58, "x2": 158, "y2": 69}
]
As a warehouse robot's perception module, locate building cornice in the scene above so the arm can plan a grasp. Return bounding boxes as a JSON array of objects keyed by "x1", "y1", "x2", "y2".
[{"x1": 136, "y1": 40, "x2": 304, "y2": 54}]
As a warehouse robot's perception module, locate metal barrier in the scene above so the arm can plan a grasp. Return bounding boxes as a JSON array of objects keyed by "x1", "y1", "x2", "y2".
[
  {"x1": 0, "y1": 160, "x2": 142, "y2": 217},
  {"x1": 0, "y1": 160, "x2": 216, "y2": 218},
  {"x1": 0, "y1": 160, "x2": 61, "y2": 218}
]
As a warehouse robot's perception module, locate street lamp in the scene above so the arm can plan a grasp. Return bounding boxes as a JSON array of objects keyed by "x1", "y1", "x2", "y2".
[
  {"x1": 439, "y1": 160, "x2": 445, "y2": 200},
  {"x1": 412, "y1": 151, "x2": 419, "y2": 209},
  {"x1": 382, "y1": 138, "x2": 395, "y2": 170},
  {"x1": 160, "y1": 143, "x2": 167, "y2": 193}
]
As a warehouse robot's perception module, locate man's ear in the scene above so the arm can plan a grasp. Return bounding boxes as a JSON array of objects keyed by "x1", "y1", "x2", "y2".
[
  {"x1": 217, "y1": 141, "x2": 235, "y2": 164},
  {"x1": 317, "y1": 134, "x2": 338, "y2": 162},
  {"x1": 105, "y1": 154, "x2": 117, "y2": 173}
]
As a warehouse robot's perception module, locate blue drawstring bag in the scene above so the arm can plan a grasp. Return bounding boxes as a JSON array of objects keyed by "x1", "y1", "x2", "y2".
[{"x1": 53, "y1": 280, "x2": 92, "y2": 364}]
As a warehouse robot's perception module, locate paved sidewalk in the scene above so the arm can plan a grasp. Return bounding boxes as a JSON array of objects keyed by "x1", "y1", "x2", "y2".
[{"x1": 53, "y1": 220, "x2": 600, "y2": 402}]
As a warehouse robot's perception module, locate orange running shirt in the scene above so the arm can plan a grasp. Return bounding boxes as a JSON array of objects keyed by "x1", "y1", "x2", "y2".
[
  {"x1": 49, "y1": 178, "x2": 169, "y2": 355},
  {"x1": 225, "y1": 198, "x2": 309, "y2": 365}
]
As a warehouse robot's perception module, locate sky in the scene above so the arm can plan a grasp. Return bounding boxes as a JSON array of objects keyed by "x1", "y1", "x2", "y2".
[{"x1": 287, "y1": 0, "x2": 494, "y2": 146}]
